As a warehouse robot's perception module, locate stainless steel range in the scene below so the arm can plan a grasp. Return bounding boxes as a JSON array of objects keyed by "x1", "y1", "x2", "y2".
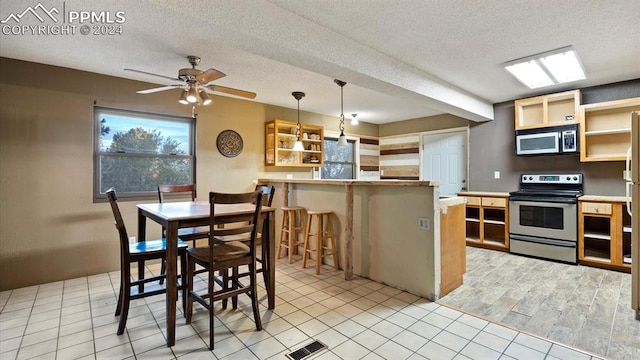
[{"x1": 509, "y1": 173, "x2": 583, "y2": 264}]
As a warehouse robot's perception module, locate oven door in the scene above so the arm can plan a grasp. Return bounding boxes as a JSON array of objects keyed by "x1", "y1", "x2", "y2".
[{"x1": 509, "y1": 198, "x2": 577, "y2": 241}]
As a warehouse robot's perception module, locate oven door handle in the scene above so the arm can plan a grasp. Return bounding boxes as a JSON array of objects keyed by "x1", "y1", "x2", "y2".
[
  {"x1": 508, "y1": 195, "x2": 577, "y2": 204},
  {"x1": 510, "y1": 234, "x2": 576, "y2": 247}
]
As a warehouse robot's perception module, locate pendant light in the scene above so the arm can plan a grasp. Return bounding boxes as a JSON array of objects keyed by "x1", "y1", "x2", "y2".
[
  {"x1": 351, "y1": 113, "x2": 359, "y2": 125},
  {"x1": 334, "y1": 79, "x2": 348, "y2": 146},
  {"x1": 292, "y1": 91, "x2": 305, "y2": 152}
]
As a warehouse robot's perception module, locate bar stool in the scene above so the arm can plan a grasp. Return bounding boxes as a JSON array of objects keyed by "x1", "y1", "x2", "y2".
[
  {"x1": 277, "y1": 206, "x2": 305, "y2": 263},
  {"x1": 302, "y1": 210, "x2": 339, "y2": 275}
]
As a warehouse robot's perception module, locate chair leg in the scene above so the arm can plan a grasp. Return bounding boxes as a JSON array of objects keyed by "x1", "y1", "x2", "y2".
[
  {"x1": 180, "y1": 252, "x2": 187, "y2": 316},
  {"x1": 116, "y1": 271, "x2": 130, "y2": 335},
  {"x1": 221, "y1": 269, "x2": 229, "y2": 310},
  {"x1": 159, "y1": 259, "x2": 166, "y2": 285},
  {"x1": 137, "y1": 260, "x2": 145, "y2": 293},
  {"x1": 316, "y1": 215, "x2": 323, "y2": 275},
  {"x1": 276, "y1": 210, "x2": 288, "y2": 259},
  {"x1": 232, "y1": 267, "x2": 239, "y2": 309},
  {"x1": 302, "y1": 213, "x2": 312, "y2": 269},
  {"x1": 185, "y1": 256, "x2": 195, "y2": 324},
  {"x1": 250, "y1": 262, "x2": 262, "y2": 331},
  {"x1": 115, "y1": 259, "x2": 124, "y2": 316},
  {"x1": 208, "y1": 264, "x2": 215, "y2": 350}
]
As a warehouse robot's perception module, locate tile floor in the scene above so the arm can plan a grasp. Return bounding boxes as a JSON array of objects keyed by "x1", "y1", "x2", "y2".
[
  {"x1": 1, "y1": 257, "x2": 607, "y2": 360},
  {"x1": 439, "y1": 247, "x2": 640, "y2": 360}
]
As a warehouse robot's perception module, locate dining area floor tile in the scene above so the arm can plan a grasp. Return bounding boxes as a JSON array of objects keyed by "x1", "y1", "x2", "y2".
[{"x1": 0, "y1": 256, "x2": 614, "y2": 359}]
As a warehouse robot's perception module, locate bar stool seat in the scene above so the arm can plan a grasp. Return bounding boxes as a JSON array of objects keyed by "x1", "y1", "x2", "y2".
[
  {"x1": 277, "y1": 206, "x2": 305, "y2": 263},
  {"x1": 302, "y1": 210, "x2": 339, "y2": 275}
]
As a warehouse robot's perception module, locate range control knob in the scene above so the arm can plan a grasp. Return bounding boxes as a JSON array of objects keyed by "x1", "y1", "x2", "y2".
[
  {"x1": 567, "y1": 176, "x2": 571, "y2": 181},
  {"x1": 529, "y1": 176, "x2": 533, "y2": 180},
  {"x1": 573, "y1": 176, "x2": 578, "y2": 181}
]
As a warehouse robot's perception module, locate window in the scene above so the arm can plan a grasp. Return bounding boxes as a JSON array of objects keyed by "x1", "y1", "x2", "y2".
[
  {"x1": 321, "y1": 137, "x2": 356, "y2": 179},
  {"x1": 94, "y1": 107, "x2": 195, "y2": 201}
]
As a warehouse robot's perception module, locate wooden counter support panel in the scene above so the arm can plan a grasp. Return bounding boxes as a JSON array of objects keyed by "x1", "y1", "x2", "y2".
[
  {"x1": 439, "y1": 198, "x2": 466, "y2": 296},
  {"x1": 344, "y1": 184, "x2": 354, "y2": 280}
]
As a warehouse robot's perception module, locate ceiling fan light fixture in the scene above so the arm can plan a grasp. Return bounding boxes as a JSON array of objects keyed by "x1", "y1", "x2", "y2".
[
  {"x1": 178, "y1": 89, "x2": 189, "y2": 105},
  {"x1": 186, "y1": 86, "x2": 198, "y2": 103},
  {"x1": 199, "y1": 90, "x2": 212, "y2": 105}
]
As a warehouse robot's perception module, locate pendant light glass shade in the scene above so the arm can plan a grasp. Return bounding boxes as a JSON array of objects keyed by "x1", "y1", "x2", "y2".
[
  {"x1": 292, "y1": 91, "x2": 306, "y2": 152},
  {"x1": 337, "y1": 132, "x2": 348, "y2": 146}
]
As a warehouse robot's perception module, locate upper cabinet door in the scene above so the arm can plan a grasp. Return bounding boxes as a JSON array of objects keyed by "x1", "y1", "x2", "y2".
[{"x1": 514, "y1": 90, "x2": 581, "y2": 130}]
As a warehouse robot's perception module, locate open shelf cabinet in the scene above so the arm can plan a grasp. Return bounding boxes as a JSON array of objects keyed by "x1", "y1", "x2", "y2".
[
  {"x1": 265, "y1": 119, "x2": 324, "y2": 167},
  {"x1": 580, "y1": 97, "x2": 640, "y2": 162},
  {"x1": 514, "y1": 90, "x2": 580, "y2": 130},
  {"x1": 579, "y1": 199, "x2": 631, "y2": 272},
  {"x1": 459, "y1": 193, "x2": 509, "y2": 251}
]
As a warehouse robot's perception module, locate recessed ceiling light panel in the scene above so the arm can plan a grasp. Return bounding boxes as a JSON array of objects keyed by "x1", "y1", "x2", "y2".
[{"x1": 504, "y1": 47, "x2": 586, "y2": 89}]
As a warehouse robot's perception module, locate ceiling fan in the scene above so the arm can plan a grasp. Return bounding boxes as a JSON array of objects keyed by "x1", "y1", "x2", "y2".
[{"x1": 125, "y1": 55, "x2": 256, "y2": 106}]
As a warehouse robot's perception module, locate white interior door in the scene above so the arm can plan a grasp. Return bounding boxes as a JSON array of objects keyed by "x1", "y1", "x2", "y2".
[{"x1": 421, "y1": 130, "x2": 467, "y2": 196}]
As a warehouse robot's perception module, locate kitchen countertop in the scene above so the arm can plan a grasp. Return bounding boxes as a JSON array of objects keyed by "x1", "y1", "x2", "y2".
[
  {"x1": 457, "y1": 191, "x2": 511, "y2": 197},
  {"x1": 257, "y1": 178, "x2": 439, "y2": 187},
  {"x1": 579, "y1": 195, "x2": 631, "y2": 202}
]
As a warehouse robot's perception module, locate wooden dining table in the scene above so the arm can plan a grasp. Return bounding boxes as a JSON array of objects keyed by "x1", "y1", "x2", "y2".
[{"x1": 136, "y1": 201, "x2": 276, "y2": 347}]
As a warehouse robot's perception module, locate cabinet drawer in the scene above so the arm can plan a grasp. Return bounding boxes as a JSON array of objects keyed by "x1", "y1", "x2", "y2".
[
  {"x1": 482, "y1": 197, "x2": 506, "y2": 208},
  {"x1": 581, "y1": 202, "x2": 612, "y2": 215},
  {"x1": 465, "y1": 196, "x2": 481, "y2": 206}
]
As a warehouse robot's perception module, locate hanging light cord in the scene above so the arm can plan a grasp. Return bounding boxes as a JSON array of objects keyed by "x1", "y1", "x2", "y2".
[
  {"x1": 296, "y1": 96, "x2": 301, "y2": 140},
  {"x1": 339, "y1": 84, "x2": 345, "y2": 133}
]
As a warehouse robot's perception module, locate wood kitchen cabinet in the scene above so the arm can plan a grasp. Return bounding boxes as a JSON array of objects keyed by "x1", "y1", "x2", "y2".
[
  {"x1": 514, "y1": 90, "x2": 581, "y2": 130},
  {"x1": 579, "y1": 197, "x2": 631, "y2": 272},
  {"x1": 458, "y1": 192, "x2": 510, "y2": 251},
  {"x1": 265, "y1": 119, "x2": 324, "y2": 167},
  {"x1": 579, "y1": 97, "x2": 640, "y2": 162}
]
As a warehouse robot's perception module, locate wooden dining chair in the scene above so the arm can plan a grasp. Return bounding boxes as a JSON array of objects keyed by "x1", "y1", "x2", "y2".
[
  {"x1": 157, "y1": 184, "x2": 209, "y2": 283},
  {"x1": 215, "y1": 185, "x2": 275, "y2": 292},
  {"x1": 106, "y1": 188, "x2": 188, "y2": 335},
  {"x1": 185, "y1": 190, "x2": 264, "y2": 350}
]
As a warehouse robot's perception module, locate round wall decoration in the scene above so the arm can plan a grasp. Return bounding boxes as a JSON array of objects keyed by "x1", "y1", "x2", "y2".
[{"x1": 216, "y1": 129, "x2": 243, "y2": 158}]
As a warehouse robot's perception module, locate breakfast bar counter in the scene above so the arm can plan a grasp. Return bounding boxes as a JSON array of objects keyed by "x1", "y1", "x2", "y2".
[{"x1": 257, "y1": 178, "x2": 465, "y2": 300}]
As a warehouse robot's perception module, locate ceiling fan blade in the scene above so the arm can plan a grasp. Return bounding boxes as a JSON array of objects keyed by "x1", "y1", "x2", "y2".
[
  {"x1": 136, "y1": 85, "x2": 183, "y2": 94},
  {"x1": 195, "y1": 68, "x2": 226, "y2": 84},
  {"x1": 124, "y1": 68, "x2": 180, "y2": 82},
  {"x1": 207, "y1": 85, "x2": 256, "y2": 99}
]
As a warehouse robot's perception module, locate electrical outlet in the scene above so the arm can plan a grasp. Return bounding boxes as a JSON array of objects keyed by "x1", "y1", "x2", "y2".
[
  {"x1": 418, "y1": 217, "x2": 431, "y2": 230},
  {"x1": 494, "y1": 171, "x2": 500, "y2": 179},
  {"x1": 129, "y1": 236, "x2": 136, "y2": 243}
]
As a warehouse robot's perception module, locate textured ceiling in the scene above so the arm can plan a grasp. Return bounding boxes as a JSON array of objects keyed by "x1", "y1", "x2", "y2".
[{"x1": 1, "y1": 0, "x2": 638, "y2": 124}]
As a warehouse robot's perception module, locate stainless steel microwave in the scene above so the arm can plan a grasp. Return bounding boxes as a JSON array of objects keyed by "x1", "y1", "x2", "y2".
[{"x1": 515, "y1": 124, "x2": 579, "y2": 156}]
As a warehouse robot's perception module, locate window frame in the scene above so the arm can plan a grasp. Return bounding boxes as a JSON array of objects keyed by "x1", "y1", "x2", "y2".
[
  {"x1": 321, "y1": 134, "x2": 359, "y2": 180},
  {"x1": 93, "y1": 106, "x2": 196, "y2": 202}
]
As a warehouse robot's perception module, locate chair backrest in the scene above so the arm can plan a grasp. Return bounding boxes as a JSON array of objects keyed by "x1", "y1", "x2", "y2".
[
  {"x1": 210, "y1": 191, "x2": 263, "y2": 260},
  {"x1": 158, "y1": 184, "x2": 196, "y2": 203},
  {"x1": 106, "y1": 188, "x2": 130, "y2": 258},
  {"x1": 255, "y1": 184, "x2": 275, "y2": 207}
]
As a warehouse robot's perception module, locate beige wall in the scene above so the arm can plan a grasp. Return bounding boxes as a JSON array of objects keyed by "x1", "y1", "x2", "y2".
[
  {"x1": 379, "y1": 114, "x2": 471, "y2": 137},
  {"x1": 0, "y1": 58, "x2": 377, "y2": 290}
]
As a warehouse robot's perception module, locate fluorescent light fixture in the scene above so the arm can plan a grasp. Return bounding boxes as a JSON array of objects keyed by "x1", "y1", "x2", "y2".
[{"x1": 504, "y1": 47, "x2": 586, "y2": 89}]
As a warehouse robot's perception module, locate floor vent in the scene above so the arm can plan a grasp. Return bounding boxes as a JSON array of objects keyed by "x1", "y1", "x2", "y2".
[{"x1": 286, "y1": 340, "x2": 327, "y2": 360}]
